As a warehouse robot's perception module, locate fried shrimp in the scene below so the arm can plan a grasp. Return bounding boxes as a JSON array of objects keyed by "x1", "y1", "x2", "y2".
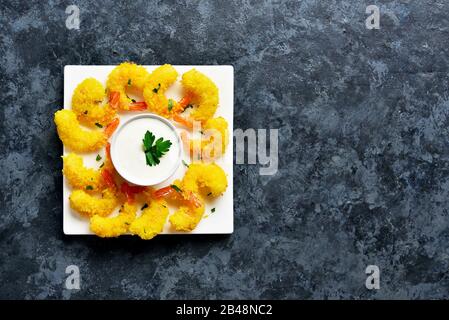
[
  {"x1": 63, "y1": 142, "x2": 116, "y2": 192},
  {"x1": 106, "y1": 62, "x2": 150, "y2": 111},
  {"x1": 180, "y1": 116, "x2": 229, "y2": 160},
  {"x1": 71, "y1": 78, "x2": 117, "y2": 127},
  {"x1": 63, "y1": 153, "x2": 104, "y2": 192},
  {"x1": 142, "y1": 64, "x2": 182, "y2": 117},
  {"x1": 55, "y1": 109, "x2": 106, "y2": 152},
  {"x1": 170, "y1": 202, "x2": 206, "y2": 232},
  {"x1": 129, "y1": 198, "x2": 169, "y2": 240},
  {"x1": 154, "y1": 162, "x2": 227, "y2": 231},
  {"x1": 90, "y1": 202, "x2": 136, "y2": 238},
  {"x1": 181, "y1": 162, "x2": 228, "y2": 196},
  {"x1": 54, "y1": 110, "x2": 119, "y2": 152},
  {"x1": 179, "y1": 69, "x2": 219, "y2": 122},
  {"x1": 153, "y1": 178, "x2": 203, "y2": 232},
  {"x1": 69, "y1": 189, "x2": 119, "y2": 218},
  {"x1": 168, "y1": 200, "x2": 209, "y2": 232}
]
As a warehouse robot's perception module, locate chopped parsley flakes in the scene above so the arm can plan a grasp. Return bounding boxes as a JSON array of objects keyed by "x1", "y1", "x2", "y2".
[{"x1": 152, "y1": 83, "x2": 161, "y2": 93}]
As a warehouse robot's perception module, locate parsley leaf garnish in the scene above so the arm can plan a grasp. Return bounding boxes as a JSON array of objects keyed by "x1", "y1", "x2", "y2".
[
  {"x1": 152, "y1": 83, "x2": 161, "y2": 93},
  {"x1": 211, "y1": 208, "x2": 216, "y2": 213},
  {"x1": 128, "y1": 79, "x2": 132, "y2": 86},
  {"x1": 141, "y1": 203, "x2": 148, "y2": 210},
  {"x1": 96, "y1": 154, "x2": 102, "y2": 161},
  {"x1": 86, "y1": 185, "x2": 94, "y2": 190},
  {"x1": 168, "y1": 99, "x2": 174, "y2": 112},
  {"x1": 95, "y1": 122, "x2": 103, "y2": 128},
  {"x1": 182, "y1": 160, "x2": 189, "y2": 168},
  {"x1": 142, "y1": 130, "x2": 172, "y2": 167},
  {"x1": 171, "y1": 185, "x2": 182, "y2": 193}
]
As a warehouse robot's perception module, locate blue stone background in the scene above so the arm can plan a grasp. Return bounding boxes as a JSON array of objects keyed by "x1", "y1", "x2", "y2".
[{"x1": 1, "y1": 0, "x2": 449, "y2": 299}]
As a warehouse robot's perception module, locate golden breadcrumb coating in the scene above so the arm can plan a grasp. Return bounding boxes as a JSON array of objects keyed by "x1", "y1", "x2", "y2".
[
  {"x1": 169, "y1": 162, "x2": 227, "y2": 231},
  {"x1": 62, "y1": 153, "x2": 103, "y2": 192},
  {"x1": 69, "y1": 189, "x2": 119, "y2": 218},
  {"x1": 181, "y1": 69, "x2": 219, "y2": 121},
  {"x1": 169, "y1": 203, "x2": 205, "y2": 232},
  {"x1": 129, "y1": 199, "x2": 169, "y2": 240},
  {"x1": 182, "y1": 162, "x2": 228, "y2": 196},
  {"x1": 143, "y1": 64, "x2": 182, "y2": 117},
  {"x1": 184, "y1": 117, "x2": 229, "y2": 160},
  {"x1": 54, "y1": 109, "x2": 106, "y2": 152},
  {"x1": 72, "y1": 78, "x2": 117, "y2": 127},
  {"x1": 106, "y1": 62, "x2": 150, "y2": 110},
  {"x1": 90, "y1": 202, "x2": 136, "y2": 237}
]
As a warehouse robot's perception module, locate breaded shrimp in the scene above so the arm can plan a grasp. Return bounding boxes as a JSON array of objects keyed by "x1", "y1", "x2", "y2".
[
  {"x1": 142, "y1": 64, "x2": 182, "y2": 117},
  {"x1": 55, "y1": 109, "x2": 106, "y2": 152},
  {"x1": 106, "y1": 62, "x2": 150, "y2": 111},
  {"x1": 182, "y1": 162, "x2": 228, "y2": 196},
  {"x1": 129, "y1": 198, "x2": 169, "y2": 240},
  {"x1": 153, "y1": 178, "x2": 204, "y2": 232},
  {"x1": 63, "y1": 153, "x2": 103, "y2": 192},
  {"x1": 154, "y1": 162, "x2": 227, "y2": 231},
  {"x1": 180, "y1": 116, "x2": 229, "y2": 161},
  {"x1": 63, "y1": 143, "x2": 116, "y2": 192},
  {"x1": 90, "y1": 202, "x2": 136, "y2": 238},
  {"x1": 69, "y1": 189, "x2": 119, "y2": 218},
  {"x1": 169, "y1": 203, "x2": 206, "y2": 232},
  {"x1": 180, "y1": 69, "x2": 219, "y2": 122},
  {"x1": 54, "y1": 110, "x2": 119, "y2": 152},
  {"x1": 71, "y1": 78, "x2": 117, "y2": 127}
]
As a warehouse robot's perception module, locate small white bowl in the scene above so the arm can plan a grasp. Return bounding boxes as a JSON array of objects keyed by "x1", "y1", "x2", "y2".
[{"x1": 110, "y1": 114, "x2": 182, "y2": 186}]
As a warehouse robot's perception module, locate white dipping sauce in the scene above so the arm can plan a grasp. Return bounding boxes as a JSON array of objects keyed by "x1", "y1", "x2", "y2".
[{"x1": 111, "y1": 115, "x2": 181, "y2": 186}]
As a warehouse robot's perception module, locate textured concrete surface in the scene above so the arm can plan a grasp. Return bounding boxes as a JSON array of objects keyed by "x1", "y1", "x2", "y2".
[{"x1": 1, "y1": 0, "x2": 449, "y2": 299}]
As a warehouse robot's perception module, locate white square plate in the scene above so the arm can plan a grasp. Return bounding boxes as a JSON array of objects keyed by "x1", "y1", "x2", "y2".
[{"x1": 63, "y1": 65, "x2": 234, "y2": 235}]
